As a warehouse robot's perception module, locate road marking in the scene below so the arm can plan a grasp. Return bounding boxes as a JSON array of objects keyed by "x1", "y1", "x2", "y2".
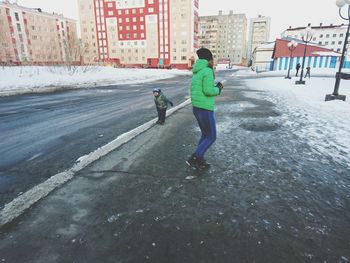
[{"x1": 0, "y1": 99, "x2": 191, "y2": 228}]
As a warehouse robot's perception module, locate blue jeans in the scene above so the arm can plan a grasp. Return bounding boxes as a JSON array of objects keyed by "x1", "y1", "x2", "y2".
[{"x1": 193, "y1": 107, "x2": 217, "y2": 158}]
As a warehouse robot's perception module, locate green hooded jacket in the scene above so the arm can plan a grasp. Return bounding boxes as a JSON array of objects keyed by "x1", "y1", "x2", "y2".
[{"x1": 190, "y1": 59, "x2": 220, "y2": 111}]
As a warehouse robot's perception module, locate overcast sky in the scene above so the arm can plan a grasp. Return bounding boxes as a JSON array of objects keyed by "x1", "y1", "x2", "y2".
[{"x1": 15, "y1": 0, "x2": 346, "y2": 40}]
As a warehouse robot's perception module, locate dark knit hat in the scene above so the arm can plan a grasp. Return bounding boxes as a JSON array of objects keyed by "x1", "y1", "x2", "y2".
[{"x1": 196, "y1": 48, "x2": 213, "y2": 61}]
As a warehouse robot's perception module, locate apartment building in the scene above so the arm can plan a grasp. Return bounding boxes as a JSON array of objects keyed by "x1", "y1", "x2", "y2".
[
  {"x1": 78, "y1": 0, "x2": 199, "y2": 69},
  {"x1": 199, "y1": 10, "x2": 247, "y2": 65},
  {"x1": 281, "y1": 24, "x2": 349, "y2": 54},
  {"x1": 77, "y1": 0, "x2": 98, "y2": 63},
  {"x1": 198, "y1": 16, "x2": 218, "y2": 61},
  {"x1": 0, "y1": 1, "x2": 78, "y2": 65},
  {"x1": 247, "y1": 15, "x2": 271, "y2": 62}
]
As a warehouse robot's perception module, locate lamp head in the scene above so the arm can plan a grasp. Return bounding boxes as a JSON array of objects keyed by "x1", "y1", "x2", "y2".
[
  {"x1": 336, "y1": 0, "x2": 346, "y2": 8},
  {"x1": 291, "y1": 40, "x2": 298, "y2": 47},
  {"x1": 305, "y1": 26, "x2": 314, "y2": 38}
]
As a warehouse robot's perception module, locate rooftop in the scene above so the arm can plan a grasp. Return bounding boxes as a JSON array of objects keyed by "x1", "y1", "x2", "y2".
[
  {"x1": 0, "y1": 0, "x2": 76, "y2": 21},
  {"x1": 285, "y1": 23, "x2": 347, "y2": 31}
]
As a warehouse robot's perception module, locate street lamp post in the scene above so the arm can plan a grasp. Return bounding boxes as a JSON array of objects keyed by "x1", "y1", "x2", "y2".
[
  {"x1": 296, "y1": 26, "x2": 313, "y2": 85},
  {"x1": 325, "y1": 0, "x2": 350, "y2": 101},
  {"x1": 285, "y1": 40, "x2": 298, "y2": 79}
]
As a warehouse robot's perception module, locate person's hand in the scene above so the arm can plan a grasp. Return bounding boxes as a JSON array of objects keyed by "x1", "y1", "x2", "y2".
[{"x1": 216, "y1": 82, "x2": 224, "y2": 89}]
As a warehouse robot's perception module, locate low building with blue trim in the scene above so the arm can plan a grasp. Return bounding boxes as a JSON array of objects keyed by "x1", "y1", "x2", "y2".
[{"x1": 272, "y1": 38, "x2": 348, "y2": 72}]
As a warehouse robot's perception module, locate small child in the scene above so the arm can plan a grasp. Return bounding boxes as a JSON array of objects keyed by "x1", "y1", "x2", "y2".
[{"x1": 153, "y1": 88, "x2": 173, "y2": 125}]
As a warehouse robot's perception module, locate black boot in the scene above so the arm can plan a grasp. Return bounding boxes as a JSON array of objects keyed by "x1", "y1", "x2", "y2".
[
  {"x1": 186, "y1": 155, "x2": 210, "y2": 170},
  {"x1": 197, "y1": 157, "x2": 211, "y2": 169}
]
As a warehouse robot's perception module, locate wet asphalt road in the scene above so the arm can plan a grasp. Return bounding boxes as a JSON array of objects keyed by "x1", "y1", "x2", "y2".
[
  {"x1": 0, "y1": 72, "x2": 349, "y2": 263},
  {"x1": 0, "y1": 73, "x2": 218, "y2": 208}
]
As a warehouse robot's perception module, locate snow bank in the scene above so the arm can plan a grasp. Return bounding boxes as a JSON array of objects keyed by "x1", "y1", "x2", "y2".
[
  {"x1": 0, "y1": 66, "x2": 190, "y2": 96},
  {"x1": 245, "y1": 77, "x2": 350, "y2": 167},
  {"x1": 233, "y1": 68, "x2": 350, "y2": 78}
]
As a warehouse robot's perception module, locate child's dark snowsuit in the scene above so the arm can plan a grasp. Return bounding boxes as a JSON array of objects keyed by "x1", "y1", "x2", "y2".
[{"x1": 153, "y1": 90, "x2": 173, "y2": 124}]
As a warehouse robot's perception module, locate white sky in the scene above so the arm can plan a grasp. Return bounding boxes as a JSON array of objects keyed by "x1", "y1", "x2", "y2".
[{"x1": 14, "y1": 0, "x2": 347, "y2": 40}]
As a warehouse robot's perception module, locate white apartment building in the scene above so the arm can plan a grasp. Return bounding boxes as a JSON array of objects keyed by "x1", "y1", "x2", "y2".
[
  {"x1": 0, "y1": 1, "x2": 78, "y2": 65},
  {"x1": 247, "y1": 15, "x2": 271, "y2": 63},
  {"x1": 78, "y1": 0, "x2": 199, "y2": 69},
  {"x1": 199, "y1": 10, "x2": 247, "y2": 65},
  {"x1": 251, "y1": 41, "x2": 274, "y2": 72},
  {"x1": 281, "y1": 24, "x2": 349, "y2": 55}
]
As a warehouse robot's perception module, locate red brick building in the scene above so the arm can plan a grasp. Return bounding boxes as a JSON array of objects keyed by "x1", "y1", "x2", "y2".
[{"x1": 78, "y1": 0, "x2": 199, "y2": 69}]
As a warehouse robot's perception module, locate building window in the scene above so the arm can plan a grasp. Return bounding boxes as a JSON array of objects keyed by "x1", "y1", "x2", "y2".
[
  {"x1": 339, "y1": 41, "x2": 342, "y2": 45},
  {"x1": 333, "y1": 34, "x2": 337, "y2": 37},
  {"x1": 15, "y1": 12, "x2": 19, "y2": 21},
  {"x1": 181, "y1": 56, "x2": 187, "y2": 61},
  {"x1": 326, "y1": 34, "x2": 330, "y2": 38},
  {"x1": 148, "y1": 8, "x2": 154, "y2": 12},
  {"x1": 319, "y1": 34, "x2": 323, "y2": 38},
  {"x1": 340, "y1": 34, "x2": 344, "y2": 37}
]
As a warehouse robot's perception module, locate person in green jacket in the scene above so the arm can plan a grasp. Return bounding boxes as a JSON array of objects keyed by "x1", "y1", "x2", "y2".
[
  {"x1": 186, "y1": 48, "x2": 224, "y2": 169},
  {"x1": 153, "y1": 88, "x2": 173, "y2": 125}
]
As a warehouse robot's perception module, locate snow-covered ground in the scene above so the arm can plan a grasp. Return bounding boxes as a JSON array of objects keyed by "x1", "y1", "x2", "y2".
[
  {"x1": 244, "y1": 76, "x2": 350, "y2": 167},
  {"x1": 216, "y1": 65, "x2": 248, "y2": 71},
  {"x1": 0, "y1": 66, "x2": 190, "y2": 96}
]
